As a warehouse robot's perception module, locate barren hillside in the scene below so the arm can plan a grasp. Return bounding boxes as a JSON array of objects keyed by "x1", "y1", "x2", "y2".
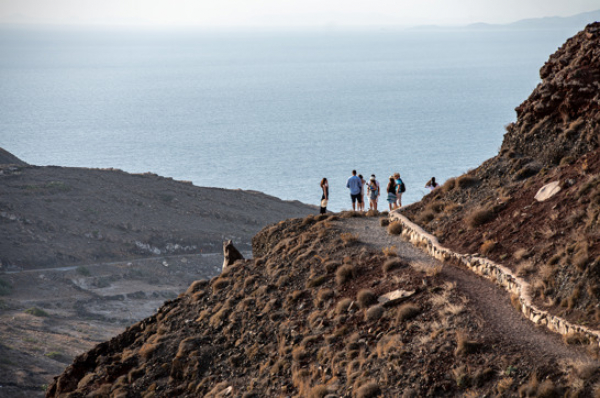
[{"x1": 404, "y1": 22, "x2": 600, "y2": 330}]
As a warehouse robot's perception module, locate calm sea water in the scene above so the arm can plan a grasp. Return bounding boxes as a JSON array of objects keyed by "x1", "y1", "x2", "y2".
[{"x1": 0, "y1": 27, "x2": 580, "y2": 212}]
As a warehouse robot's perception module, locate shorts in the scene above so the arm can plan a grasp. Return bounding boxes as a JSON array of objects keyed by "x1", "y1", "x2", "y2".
[{"x1": 351, "y1": 193, "x2": 363, "y2": 204}]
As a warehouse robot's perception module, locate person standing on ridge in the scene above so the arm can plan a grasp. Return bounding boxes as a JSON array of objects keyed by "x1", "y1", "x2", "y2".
[
  {"x1": 425, "y1": 177, "x2": 438, "y2": 191},
  {"x1": 358, "y1": 174, "x2": 366, "y2": 212},
  {"x1": 346, "y1": 170, "x2": 362, "y2": 211},
  {"x1": 368, "y1": 175, "x2": 379, "y2": 211},
  {"x1": 320, "y1": 178, "x2": 329, "y2": 214},
  {"x1": 394, "y1": 172, "x2": 405, "y2": 208},
  {"x1": 387, "y1": 176, "x2": 397, "y2": 211}
]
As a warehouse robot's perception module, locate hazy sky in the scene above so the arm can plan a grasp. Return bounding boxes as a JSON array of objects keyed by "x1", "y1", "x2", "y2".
[{"x1": 0, "y1": 0, "x2": 599, "y2": 27}]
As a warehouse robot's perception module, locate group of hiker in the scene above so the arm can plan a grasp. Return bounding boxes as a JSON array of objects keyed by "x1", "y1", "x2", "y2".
[{"x1": 319, "y1": 171, "x2": 439, "y2": 214}]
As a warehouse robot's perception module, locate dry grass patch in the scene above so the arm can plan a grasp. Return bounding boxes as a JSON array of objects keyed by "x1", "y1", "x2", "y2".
[
  {"x1": 479, "y1": 240, "x2": 497, "y2": 255},
  {"x1": 336, "y1": 264, "x2": 355, "y2": 285},
  {"x1": 356, "y1": 289, "x2": 378, "y2": 309},
  {"x1": 355, "y1": 381, "x2": 380, "y2": 398},
  {"x1": 335, "y1": 298, "x2": 354, "y2": 315},
  {"x1": 365, "y1": 305, "x2": 385, "y2": 321},
  {"x1": 379, "y1": 218, "x2": 390, "y2": 227},
  {"x1": 396, "y1": 303, "x2": 421, "y2": 322},
  {"x1": 382, "y1": 246, "x2": 397, "y2": 257},
  {"x1": 466, "y1": 207, "x2": 495, "y2": 228},
  {"x1": 383, "y1": 258, "x2": 405, "y2": 274},
  {"x1": 340, "y1": 232, "x2": 359, "y2": 245},
  {"x1": 387, "y1": 221, "x2": 403, "y2": 235},
  {"x1": 455, "y1": 331, "x2": 481, "y2": 356},
  {"x1": 457, "y1": 175, "x2": 479, "y2": 189}
]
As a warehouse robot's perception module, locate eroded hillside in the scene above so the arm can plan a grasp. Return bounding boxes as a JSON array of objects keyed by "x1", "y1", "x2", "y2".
[
  {"x1": 403, "y1": 23, "x2": 600, "y2": 329},
  {"x1": 46, "y1": 213, "x2": 599, "y2": 397}
]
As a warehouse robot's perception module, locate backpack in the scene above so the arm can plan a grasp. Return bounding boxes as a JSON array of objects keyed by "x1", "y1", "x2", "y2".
[{"x1": 398, "y1": 179, "x2": 406, "y2": 193}]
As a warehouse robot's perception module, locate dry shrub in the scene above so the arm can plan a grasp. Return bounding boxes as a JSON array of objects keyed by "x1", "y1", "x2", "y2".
[
  {"x1": 365, "y1": 305, "x2": 385, "y2": 321},
  {"x1": 324, "y1": 260, "x2": 341, "y2": 273},
  {"x1": 417, "y1": 210, "x2": 435, "y2": 224},
  {"x1": 479, "y1": 240, "x2": 497, "y2": 255},
  {"x1": 379, "y1": 218, "x2": 390, "y2": 227},
  {"x1": 355, "y1": 381, "x2": 380, "y2": 398},
  {"x1": 382, "y1": 246, "x2": 397, "y2": 257},
  {"x1": 383, "y1": 258, "x2": 404, "y2": 273},
  {"x1": 335, "y1": 298, "x2": 354, "y2": 315},
  {"x1": 457, "y1": 175, "x2": 479, "y2": 189},
  {"x1": 340, "y1": 232, "x2": 359, "y2": 245},
  {"x1": 510, "y1": 294, "x2": 522, "y2": 312},
  {"x1": 573, "y1": 360, "x2": 598, "y2": 380},
  {"x1": 340, "y1": 210, "x2": 360, "y2": 219},
  {"x1": 466, "y1": 207, "x2": 495, "y2": 228},
  {"x1": 518, "y1": 373, "x2": 539, "y2": 397},
  {"x1": 441, "y1": 178, "x2": 456, "y2": 193},
  {"x1": 387, "y1": 221, "x2": 402, "y2": 235},
  {"x1": 292, "y1": 346, "x2": 308, "y2": 362},
  {"x1": 396, "y1": 303, "x2": 421, "y2": 322},
  {"x1": 426, "y1": 200, "x2": 445, "y2": 213},
  {"x1": 564, "y1": 332, "x2": 589, "y2": 345},
  {"x1": 365, "y1": 209, "x2": 379, "y2": 217},
  {"x1": 212, "y1": 278, "x2": 230, "y2": 294},
  {"x1": 496, "y1": 377, "x2": 513, "y2": 394},
  {"x1": 309, "y1": 385, "x2": 328, "y2": 398},
  {"x1": 536, "y1": 379, "x2": 557, "y2": 398},
  {"x1": 306, "y1": 275, "x2": 328, "y2": 289},
  {"x1": 316, "y1": 288, "x2": 334, "y2": 304},
  {"x1": 516, "y1": 261, "x2": 535, "y2": 277},
  {"x1": 455, "y1": 331, "x2": 481, "y2": 356},
  {"x1": 336, "y1": 264, "x2": 355, "y2": 285},
  {"x1": 356, "y1": 289, "x2": 378, "y2": 309}
]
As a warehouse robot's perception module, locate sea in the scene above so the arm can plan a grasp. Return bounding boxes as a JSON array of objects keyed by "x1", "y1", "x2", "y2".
[{"x1": 0, "y1": 26, "x2": 583, "y2": 212}]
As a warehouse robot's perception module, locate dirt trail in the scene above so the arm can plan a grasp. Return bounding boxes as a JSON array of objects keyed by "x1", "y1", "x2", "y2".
[{"x1": 339, "y1": 216, "x2": 592, "y2": 362}]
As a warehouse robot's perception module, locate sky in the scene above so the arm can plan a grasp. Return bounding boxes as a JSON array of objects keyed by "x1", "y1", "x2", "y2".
[{"x1": 0, "y1": 0, "x2": 599, "y2": 28}]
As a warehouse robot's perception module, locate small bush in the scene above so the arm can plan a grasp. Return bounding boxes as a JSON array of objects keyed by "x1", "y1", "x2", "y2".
[
  {"x1": 356, "y1": 381, "x2": 380, "y2": 398},
  {"x1": 441, "y1": 178, "x2": 456, "y2": 193},
  {"x1": 466, "y1": 208, "x2": 495, "y2": 228},
  {"x1": 456, "y1": 175, "x2": 479, "y2": 189},
  {"x1": 379, "y1": 218, "x2": 390, "y2": 227},
  {"x1": 382, "y1": 246, "x2": 397, "y2": 257},
  {"x1": 396, "y1": 303, "x2": 421, "y2": 322},
  {"x1": 356, "y1": 289, "x2": 378, "y2": 309},
  {"x1": 417, "y1": 210, "x2": 435, "y2": 224},
  {"x1": 365, "y1": 210, "x2": 379, "y2": 217},
  {"x1": 365, "y1": 305, "x2": 385, "y2": 321},
  {"x1": 387, "y1": 221, "x2": 402, "y2": 235},
  {"x1": 336, "y1": 264, "x2": 355, "y2": 285},
  {"x1": 480, "y1": 240, "x2": 497, "y2": 255},
  {"x1": 455, "y1": 331, "x2": 481, "y2": 356},
  {"x1": 76, "y1": 266, "x2": 91, "y2": 277},
  {"x1": 306, "y1": 275, "x2": 328, "y2": 289},
  {"x1": 0, "y1": 279, "x2": 12, "y2": 296},
  {"x1": 25, "y1": 307, "x2": 48, "y2": 317},
  {"x1": 309, "y1": 385, "x2": 328, "y2": 398},
  {"x1": 212, "y1": 278, "x2": 230, "y2": 294},
  {"x1": 340, "y1": 232, "x2": 359, "y2": 245},
  {"x1": 564, "y1": 332, "x2": 589, "y2": 345},
  {"x1": 335, "y1": 298, "x2": 353, "y2": 315},
  {"x1": 383, "y1": 258, "x2": 404, "y2": 273}
]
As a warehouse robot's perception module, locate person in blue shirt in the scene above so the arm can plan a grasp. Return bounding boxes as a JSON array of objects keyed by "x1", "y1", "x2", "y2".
[{"x1": 346, "y1": 169, "x2": 363, "y2": 211}]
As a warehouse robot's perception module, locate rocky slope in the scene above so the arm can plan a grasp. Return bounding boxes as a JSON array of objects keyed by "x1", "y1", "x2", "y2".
[
  {"x1": 45, "y1": 213, "x2": 599, "y2": 397},
  {"x1": 0, "y1": 157, "x2": 315, "y2": 270},
  {"x1": 403, "y1": 23, "x2": 600, "y2": 329}
]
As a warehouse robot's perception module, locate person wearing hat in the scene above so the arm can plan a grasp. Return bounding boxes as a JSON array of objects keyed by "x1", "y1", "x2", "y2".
[
  {"x1": 367, "y1": 174, "x2": 380, "y2": 211},
  {"x1": 394, "y1": 172, "x2": 405, "y2": 208}
]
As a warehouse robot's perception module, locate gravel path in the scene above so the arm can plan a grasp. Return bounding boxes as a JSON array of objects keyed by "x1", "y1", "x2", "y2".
[{"x1": 339, "y1": 216, "x2": 592, "y2": 362}]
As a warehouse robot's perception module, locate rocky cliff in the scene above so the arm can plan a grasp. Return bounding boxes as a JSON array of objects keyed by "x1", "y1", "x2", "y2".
[{"x1": 404, "y1": 22, "x2": 600, "y2": 329}]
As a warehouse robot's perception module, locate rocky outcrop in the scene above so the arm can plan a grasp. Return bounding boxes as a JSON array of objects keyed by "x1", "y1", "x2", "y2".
[
  {"x1": 0, "y1": 147, "x2": 27, "y2": 166},
  {"x1": 501, "y1": 23, "x2": 600, "y2": 167}
]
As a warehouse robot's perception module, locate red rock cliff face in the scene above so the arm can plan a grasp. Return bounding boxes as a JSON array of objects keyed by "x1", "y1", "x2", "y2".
[{"x1": 501, "y1": 22, "x2": 600, "y2": 166}]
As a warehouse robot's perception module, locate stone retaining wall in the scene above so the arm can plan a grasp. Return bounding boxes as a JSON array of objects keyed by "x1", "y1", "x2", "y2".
[{"x1": 389, "y1": 210, "x2": 600, "y2": 346}]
